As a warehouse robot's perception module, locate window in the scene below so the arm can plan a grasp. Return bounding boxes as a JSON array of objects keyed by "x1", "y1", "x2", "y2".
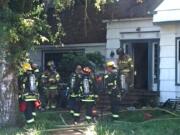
[{"x1": 176, "y1": 38, "x2": 180, "y2": 84}]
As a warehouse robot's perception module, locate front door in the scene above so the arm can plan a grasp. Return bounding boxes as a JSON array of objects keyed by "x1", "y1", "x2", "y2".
[{"x1": 133, "y1": 43, "x2": 148, "y2": 89}]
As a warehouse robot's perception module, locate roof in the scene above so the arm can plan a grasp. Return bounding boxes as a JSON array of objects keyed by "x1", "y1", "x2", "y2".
[
  {"x1": 103, "y1": 0, "x2": 163, "y2": 20},
  {"x1": 153, "y1": 0, "x2": 180, "y2": 23},
  {"x1": 155, "y1": 0, "x2": 179, "y2": 11},
  {"x1": 60, "y1": 4, "x2": 106, "y2": 44}
]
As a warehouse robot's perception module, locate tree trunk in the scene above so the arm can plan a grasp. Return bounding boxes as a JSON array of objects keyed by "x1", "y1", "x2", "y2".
[{"x1": 0, "y1": 60, "x2": 19, "y2": 127}]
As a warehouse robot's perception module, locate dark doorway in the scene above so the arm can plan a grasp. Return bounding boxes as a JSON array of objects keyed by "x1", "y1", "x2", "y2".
[{"x1": 133, "y1": 43, "x2": 148, "y2": 89}]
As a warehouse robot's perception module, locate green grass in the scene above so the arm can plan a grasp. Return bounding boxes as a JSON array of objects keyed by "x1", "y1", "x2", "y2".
[
  {"x1": 96, "y1": 110, "x2": 180, "y2": 135},
  {"x1": 0, "y1": 111, "x2": 71, "y2": 135},
  {"x1": 1, "y1": 110, "x2": 180, "y2": 135}
]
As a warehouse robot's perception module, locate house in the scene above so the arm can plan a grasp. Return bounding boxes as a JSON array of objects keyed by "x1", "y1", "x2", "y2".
[
  {"x1": 104, "y1": 0, "x2": 180, "y2": 102},
  {"x1": 31, "y1": 0, "x2": 180, "y2": 103}
]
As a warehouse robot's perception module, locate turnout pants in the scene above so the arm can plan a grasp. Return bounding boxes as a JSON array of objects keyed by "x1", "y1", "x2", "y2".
[
  {"x1": 68, "y1": 96, "x2": 76, "y2": 115},
  {"x1": 46, "y1": 89, "x2": 58, "y2": 109},
  {"x1": 73, "y1": 97, "x2": 81, "y2": 122},
  {"x1": 109, "y1": 94, "x2": 120, "y2": 120},
  {"x1": 82, "y1": 101, "x2": 95, "y2": 121},
  {"x1": 24, "y1": 101, "x2": 35, "y2": 124}
]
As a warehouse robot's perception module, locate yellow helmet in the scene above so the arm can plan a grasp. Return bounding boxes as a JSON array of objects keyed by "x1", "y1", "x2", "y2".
[
  {"x1": 47, "y1": 61, "x2": 54, "y2": 67},
  {"x1": 106, "y1": 61, "x2": 116, "y2": 68},
  {"x1": 22, "y1": 63, "x2": 32, "y2": 72}
]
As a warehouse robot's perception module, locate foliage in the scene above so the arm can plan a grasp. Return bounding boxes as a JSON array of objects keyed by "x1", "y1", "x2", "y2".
[
  {"x1": 57, "y1": 52, "x2": 105, "y2": 81},
  {"x1": 0, "y1": 0, "x2": 112, "y2": 68},
  {"x1": 94, "y1": 0, "x2": 114, "y2": 10},
  {"x1": 86, "y1": 52, "x2": 105, "y2": 69},
  {"x1": 0, "y1": 1, "x2": 56, "y2": 66}
]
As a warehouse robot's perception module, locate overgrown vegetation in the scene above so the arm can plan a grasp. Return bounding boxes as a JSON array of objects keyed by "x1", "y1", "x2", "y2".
[{"x1": 58, "y1": 52, "x2": 105, "y2": 81}]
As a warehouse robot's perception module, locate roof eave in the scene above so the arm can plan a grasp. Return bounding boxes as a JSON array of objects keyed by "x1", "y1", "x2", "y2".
[{"x1": 103, "y1": 17, "x2": 153, "y2": 23}]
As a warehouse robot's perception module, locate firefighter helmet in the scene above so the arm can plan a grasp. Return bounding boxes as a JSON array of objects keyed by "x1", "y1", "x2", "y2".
[
  {"x1": 106, "y1": 61, "x2": 117, "y2": 68},
  {"x1": 22, "y1": 63, "x2": 32, "y2": 72},
  {"x1": 47, "y1": 61, "x2": 55, "y2": 67},
  {"x1": 31, "y1": 63, "x2": 38, "y2": 70},
  {"x1": 83, "y1": 67, "x2": 92, "y2": 74},
  {"x1": 116, "y1": 47, "x2": 124, "y2": 55}
]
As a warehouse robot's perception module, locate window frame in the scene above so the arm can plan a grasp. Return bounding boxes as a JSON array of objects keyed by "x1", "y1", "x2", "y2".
[
  {"x1": 176, "y1": 37, "x2": 180, "y2": 85},
  {"x1": 152, "y1": 42, "x2": 159, "y2": 84}
]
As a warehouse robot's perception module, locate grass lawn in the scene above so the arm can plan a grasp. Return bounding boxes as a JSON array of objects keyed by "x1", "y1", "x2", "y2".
[
  {"x1": 1, "y1": 109, "x2": 180, "y2": 135},
  {"x1": 96, "y1": 110, "x2": 180, "y2": 135},
  {"x1": 0, "y1": 111, "x2": 71, "y2": 135}
]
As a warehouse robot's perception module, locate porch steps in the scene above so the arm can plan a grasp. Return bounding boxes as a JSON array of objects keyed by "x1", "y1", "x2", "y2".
[
  {"x1": 96, "y1": 89, "x2": 159, "y2": 111},
  {"x1": 162, "y1": 98, "x2": 180, "y2": 111}
]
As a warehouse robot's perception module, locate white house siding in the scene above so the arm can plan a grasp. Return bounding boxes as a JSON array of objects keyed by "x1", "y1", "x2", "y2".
[
  {"x1": 158, "y1": 23, "x2": 180, "y2": 102},
  {"x1": 106, "y1": 18, "x2": 160, "y2": 60},
  {"x1": 105, "y1": 17, "x2": 180, "y2": 102},
  {"x1": 175, "y1": 25, "x2": 180, "y2": 98}
]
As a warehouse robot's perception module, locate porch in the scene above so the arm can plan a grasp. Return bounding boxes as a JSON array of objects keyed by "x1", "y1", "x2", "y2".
[{"x1": 96, "y1": 88, "x2": 160, "y2": 111}]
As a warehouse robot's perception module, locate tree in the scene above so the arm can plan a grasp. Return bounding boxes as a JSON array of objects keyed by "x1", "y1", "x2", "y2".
[
  {"x1": 0, "y1": 0, "x2": 70, "y2": 126},
  {"x1": 0, "y1": 0, "x2": 115, "y2": 126}
]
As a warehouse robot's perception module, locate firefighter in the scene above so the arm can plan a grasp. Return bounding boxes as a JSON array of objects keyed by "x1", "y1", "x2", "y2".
[
  {"x1": 69, "y1": 65, "x2": 83, "y2": 124},
  {"x1": 81, "y1": 67, "x2": 98, "y2": 122},
  {"x1": 104, "y1": 61, "x2": 121, "y2": 120},
  {"x1": 116, "y1": 47, "x2": 133, "y2": 91},
  {"x1": 18, "y1": 63, "x2": 40, "y2": 124},
  {"x1": 41, "y1": 61, "x2": 60, "y2": 109},
  {"x1": 31, "y1": 63, "x2": 42, "y2": 113}
]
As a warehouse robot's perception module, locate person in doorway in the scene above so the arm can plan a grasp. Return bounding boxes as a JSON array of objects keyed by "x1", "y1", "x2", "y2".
[
  {"x1": 116, "y1": 47, "x2": 133, "y2": 91},
  {"x1": 41, "y1": 61, "x2": 60, "y2": 109}
]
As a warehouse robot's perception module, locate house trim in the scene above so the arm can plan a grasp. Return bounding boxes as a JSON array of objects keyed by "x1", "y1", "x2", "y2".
[
  {"x1": 120, "y1": 39, "x2": 160, "y2": 91},
  {"x1": 120, "y1": 31, "x2": 160, "y2": 35},
  {"x1": 103, "y1": 17, "x2": 153, "y2": 23},
  {"x1": 37, "y1": 43, "x2": 106, "y2": 50},
  {"x1": 175, "y1": 37, "x2": 180, "y2": 85},
  {"x1": 42, "y1": 49, "x2": 85, "y2": 71}
]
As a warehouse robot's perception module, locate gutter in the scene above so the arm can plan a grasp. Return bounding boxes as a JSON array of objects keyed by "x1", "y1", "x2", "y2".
[{"x1": 103, "y1": 17, "x2": 153, "y2": 23}]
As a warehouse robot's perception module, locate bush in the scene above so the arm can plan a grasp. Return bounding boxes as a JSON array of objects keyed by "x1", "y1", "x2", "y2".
[
  {"x1": 57, "y1": 52, "x2": 105, "y2": 81},
  {"x1": 86, "y1": 52, "x2": 105, "y2": 70}
]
